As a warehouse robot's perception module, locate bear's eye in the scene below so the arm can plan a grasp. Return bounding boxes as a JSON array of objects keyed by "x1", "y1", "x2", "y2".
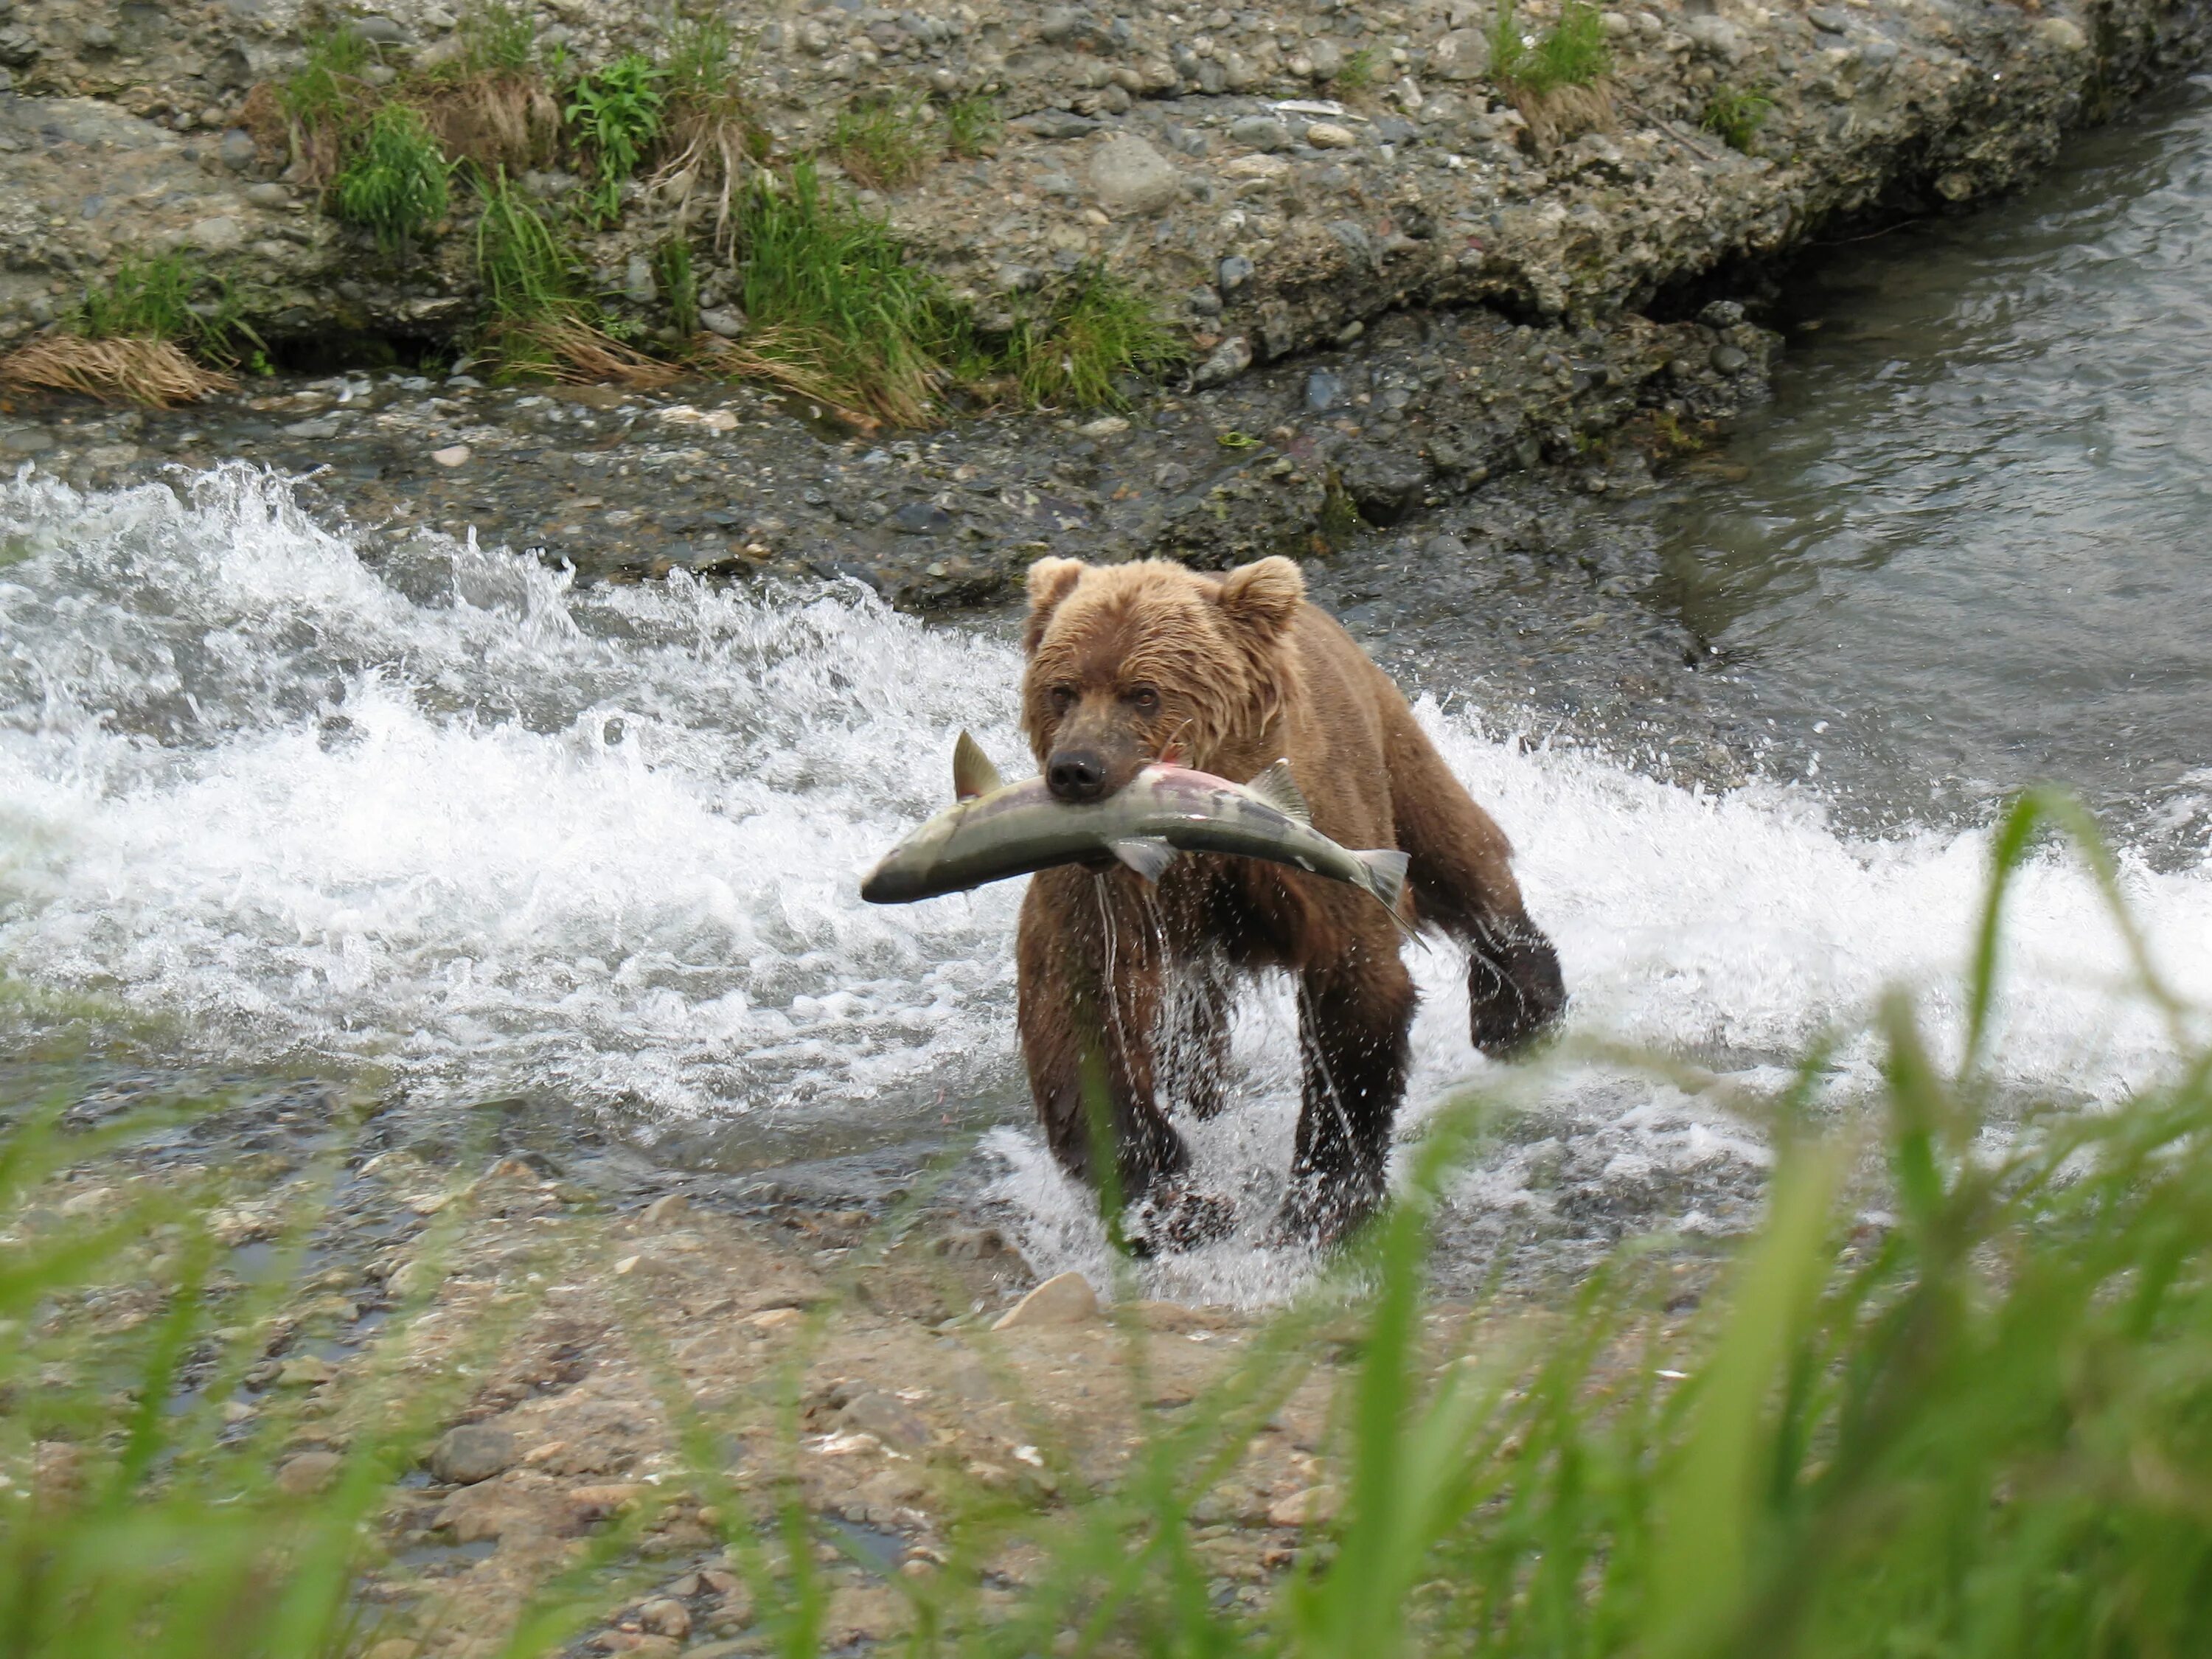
[
  {"x1": 1127, "y1": 685, "x2": 1160, "y2": 712},
  {"x1": 1048, "y1": 684, "x2": 1077, "y2": 714}
]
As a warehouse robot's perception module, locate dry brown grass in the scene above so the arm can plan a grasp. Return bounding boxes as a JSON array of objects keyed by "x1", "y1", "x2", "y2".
[
  {"x1": 487, "y1": 316, "x2": 683, "y2": 389},
  {"x1": 414, "y1": 73, "x2": 561, "y2": 174},
  {"x1": 0, "y1": 334, "x2": 234, "y2": 406},
  {"x1": 695, "y1": 328, "x2": 891, "y2": 431},
  {"x1": 1513, "y1": 80, "x2": 1615, "y2": 152},
  {"x1": 650, "y1": 105, "x2": 768, "y2": 250}
]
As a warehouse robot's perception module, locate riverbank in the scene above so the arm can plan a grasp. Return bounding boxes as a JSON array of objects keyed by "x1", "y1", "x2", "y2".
[{"x1": 1, "y1": 0, "x2": 2207, "y2": 608}]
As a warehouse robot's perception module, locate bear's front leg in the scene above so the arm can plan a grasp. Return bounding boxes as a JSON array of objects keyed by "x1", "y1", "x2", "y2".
[
  {"x1": 1016, "y1": 869, "x2": 1189, "y2": 1206},
  {"x1": 1276, "y1": 918, "x2": 1417, "y2": 1245}
]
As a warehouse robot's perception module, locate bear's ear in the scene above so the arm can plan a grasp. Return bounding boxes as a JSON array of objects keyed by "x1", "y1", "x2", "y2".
[
  {"x1": 1215, "y1": 556, "x2": 1304, "y2": 640},
  {"x1": 1023, "y1": 557, "x2": 1086, "y2": 653}
]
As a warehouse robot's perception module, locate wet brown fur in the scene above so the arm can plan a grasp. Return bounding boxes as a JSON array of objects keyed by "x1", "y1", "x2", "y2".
[{"x1": 1015, "y1": 554, "x2": 1565, "y2": 1245}]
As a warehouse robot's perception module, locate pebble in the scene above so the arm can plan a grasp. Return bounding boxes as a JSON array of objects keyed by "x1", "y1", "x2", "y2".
[
  {"x1": 890, "y1": 501, "x2": 954, "y2": 535},
  {"x1": 1088, "y1": 133, "x2": 1181, "y2": 215},
  {"x1": 1, "y1": 427, "x2": 55, "y2": 454},
  {"x1": 430, "y1": 1422, "x2": 519, "y2": 1485},
  {"x1": 276, "y1": 1450, "x2": 344, "y2": 1495},
  {"x1": 992, "y1": 1270, "x2": 1099, "y2": 1329},
  {"x1": 698, "y1": 307, "x2": 746, "y2": 338},
  {"x1": 220, "y1": 129, "x2": 257, "y2": 172},
  {"x1": 1265, "y1": 1484, "x2": 1343, "y2": 1527},
  {"x1": 1192, "y1": 334, "x2": 1253, "y2": 388},
  {"x1": 1429, "y1": 28, "x2": 1489, "y2": 80},
  {"x1": 431, "y1": 445, "x2": 471, "y2": 467},
  {"x1": 1304, "y1": 122, "x2": 1357, "y2": 150},
  {"x1": 1217, "y1": 254, "x2": 1255, "y2": 291},
  {"x1": 1078, "y1": 414, "x2": 1130, "y2": 437},
  {"x1": 1227, "y1": 115, "x2": 1290, "y2": 152},
  {"x1": 638, "y1": 1192, "x2": 691, "y2": 1228}
]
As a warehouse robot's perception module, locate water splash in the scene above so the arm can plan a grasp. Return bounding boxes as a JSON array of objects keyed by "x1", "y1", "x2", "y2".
[{"x1": 2, "y1": 468, "x2": 2206, "y2": 1301}]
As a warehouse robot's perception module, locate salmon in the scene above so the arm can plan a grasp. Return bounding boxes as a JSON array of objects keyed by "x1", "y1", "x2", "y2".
[{"x1": 860, "y1": 731, "x2": 1411, "y2": 918}]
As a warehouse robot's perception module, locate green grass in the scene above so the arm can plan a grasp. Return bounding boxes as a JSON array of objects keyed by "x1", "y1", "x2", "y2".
[
  {"x1": 1702, "y1": 83, "x2": 1775, "y2": 153},
  {"x1": 332, "y1": 102, "x2": 451, "y2": 252},
  {"x1": 564, "y1": 52, "x2": 667, "y2": 225},
  {"x1": 662, "y1": 9, "x2": 739, "y2": 102},
  {"x1": 278, "y1": 21, "x2": 373, "y2": 131},
  {"x1": 1004, "y1": 262, "x2": 1187, "y2": 410},
  {"x1": 1332, "y1": 46, "x2": 1380, "y2": 93},
  {"x1": 827, "y1": 92, "x2": 940, "y2": 189},
  {"x1": 723, "y1": 158, "x2": 968, "y2": 422},
  {"x1": 72, "y1": 252, "x2": 254, "y2": 366},
  {"x1": 942, "y1": 92, "x2": 1002, "y2": 159},
  {"x1": 453, "y1": 0, "x2": 536, "y2": 75},
  {"x1": 655, "y1": 235, "x2": 700, "y2": 337},
  {"x1": 1490, "y1": 0, "x2": 1612, "y2": 95},
  {"x1": 470, "y1": 167, "x2": 582, "y2": 369},
  {"x1": 6, "y1": 793, "x2": 2212, "y2": 1652}
]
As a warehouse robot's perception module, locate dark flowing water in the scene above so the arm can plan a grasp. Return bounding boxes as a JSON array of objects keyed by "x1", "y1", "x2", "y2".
[
  {"x1": 5, "y1": 85, "x2": 2212, "y2": 1301},
  {"x1": 1643, "y1": 76, "x2": 2212, "y2": 850}
]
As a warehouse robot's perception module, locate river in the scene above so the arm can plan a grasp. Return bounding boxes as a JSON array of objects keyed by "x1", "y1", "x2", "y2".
[{"x1": 4, "y1": 83, "x2": 2211, "y2": 1302}]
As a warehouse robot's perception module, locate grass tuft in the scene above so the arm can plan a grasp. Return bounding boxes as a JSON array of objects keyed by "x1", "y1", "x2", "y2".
[
  {"x1": 1702, "y1": 82, "x2": 1775, "y2": 153},
  {"x1": 0, "y1": 335, "x2": 232, "y2": 406},
  {"x1": 722, "y1": 159, "x2": 965, "y2": 424},
  {"x1": 650, "y1": 13, "x2": 771, "y2": 247},
  {"x1": 470, "y1": 169, "x2": 675, "y2": 386},
  {"x1": 332, "y1": 102, "x2": 451, "y2": 252},
  {"x1": 453, "y1": 0, "x2": 536, "y2": 75},
  {"x1": 1490, "y1": 0, "x2": 1614, "y2": 147},
  {"x1": 827, "y1": 93, "x2": 940, "y2": 189},
  {"x1": 1004, "y1": 262, "x2": 1186, "y2": 410},
  {"x1": 1333, "y1": 45, "x2": 1380, "y2": 93},
  {"x1": 655, "y1": 235, "x2": 699, "y2": 337},
  {"x1": 565, "y1": 52, "x2": 667, "y2": 225},
  {"x1": 275, "y1": 23, "x2": 381, "y2": 184},
  {"x1": 942, "y1": 92, "x2": 1002, "y2": 159}
]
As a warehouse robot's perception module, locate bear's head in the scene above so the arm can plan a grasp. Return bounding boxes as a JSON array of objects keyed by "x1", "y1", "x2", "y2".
[{"x1": 1019, "y1": 554, "x2": 1306, "y2": 802}]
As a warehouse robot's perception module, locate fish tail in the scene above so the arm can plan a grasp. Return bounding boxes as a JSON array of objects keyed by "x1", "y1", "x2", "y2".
[{"x1": 1352, "y1": 847, "x2": 1413, "y2": 924}]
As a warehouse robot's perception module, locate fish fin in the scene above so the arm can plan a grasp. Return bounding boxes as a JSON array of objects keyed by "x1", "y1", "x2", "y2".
[
  {"x1": 1109, "y1": 838, "x2": 1179, "y2": 883},
  {"x1": 1352, "y1": 848, "x2": 1413, "y2": 928},
  {"x1": 1245, "y1": 759, "x2": 1312, "y2": 824},
  {"x1": 952, "y1": 730, "x2": 1004, "y2": 801}
]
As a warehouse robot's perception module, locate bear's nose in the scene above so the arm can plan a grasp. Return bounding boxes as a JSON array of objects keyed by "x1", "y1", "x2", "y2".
[{"x1": 1047, "y1": 751, "x2": 1110, "y2": 804}]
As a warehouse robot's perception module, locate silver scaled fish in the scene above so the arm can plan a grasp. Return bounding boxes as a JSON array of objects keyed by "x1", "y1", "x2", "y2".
[{"x1": 860, "y1": 731, "x2": 1411, "y2": 918}]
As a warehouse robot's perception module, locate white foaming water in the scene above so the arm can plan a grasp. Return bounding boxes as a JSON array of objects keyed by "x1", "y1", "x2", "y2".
[{"x1": 4, "y1": 469, "x2": 2207, "y2": 1298}]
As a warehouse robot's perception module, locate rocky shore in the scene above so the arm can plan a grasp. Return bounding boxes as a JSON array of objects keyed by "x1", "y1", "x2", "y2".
[{"x1": 0, "y1": 0, "x2": 2206, "y2": 611}]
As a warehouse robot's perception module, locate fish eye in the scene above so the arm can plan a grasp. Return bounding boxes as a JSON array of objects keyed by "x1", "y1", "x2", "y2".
[{"x1": 1127, "y1": 685, "x2": 1160, "y2": 712}]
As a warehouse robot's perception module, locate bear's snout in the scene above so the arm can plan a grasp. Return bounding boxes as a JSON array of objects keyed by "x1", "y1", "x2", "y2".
[{"x1": 1046, "y1": 749, "x2": 1112, "y2": 804}]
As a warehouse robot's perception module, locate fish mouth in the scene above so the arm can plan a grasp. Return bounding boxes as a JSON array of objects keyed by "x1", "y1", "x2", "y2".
[{"x1": 859, "y1": 861, "x2": 915, "y2": 904}]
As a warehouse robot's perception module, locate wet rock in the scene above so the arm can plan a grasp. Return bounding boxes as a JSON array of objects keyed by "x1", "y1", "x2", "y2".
[
  {"x1": 246, "y1": 182, "x2": 291, "y2": 209},
  {"x1": 1340, "y1": 447, "x2": 1428, "y2": 525},
  {"x1": 699, "y1": 307, "x2": 745, "y2": 339},
  {"x1": 1710, "y1": 344, "x2": 1750, "y2": 373},
  {"x1": 638, "y1": 1192, "x2": 691, "y2": 1228},
  {"x1": 635, "y1": 1599, "x2": 692, "y2": 1638},
  {"x1": 1430, "y1": 29, "x2": 1490, "y2": 80},
  {"x1": 1682, "y1": 15, "x2": 1747, "y2": 60},
  {"x1": 841, "y1": 1389, "x2": 931, "y2": 1450},
  {"x1": 992, "y1": 1270, "x2": 1099, "y2": 1329},
  {"x1": 1192, "y1": 335, "x2": 1253, "y2": 388},
  {"x1": 2036, "y1": 16, "x2": 2090, "y2": 51},
  {"x1": 1266, "y1": 1484, "x2": 1342, "y2": 1526},
  {"x1": 1088, "y1": 133, "x2": 1180, "y2": 215},
  {"x1": 890, "y1": 501, "x2": 955, "y2": 535},
  {"x1": 220, "y1": 129, "x2": 257, "y2": 172},
  {"x1": 1010, "y1": 110, "x2": 1099, "y2": 140},
  {"x1": 431, "y1": 1422, "x2": 519, "y2": 1486},
  {"x1": 1228, "y1": 115, "x2": 1290, "y2": 152},
  {"x1": 276, "y1": 1450, "x2": 344, "y2": 1495},
  {"x1": 431, "y1": 445, "x2": 471, "y2": 467},
  {"x1": 278, "y1": 1354, "x2": 337, "y2": 1387},
  {"x1": 1217, "y1": 254, "x2": 1254, "y2": 293}
]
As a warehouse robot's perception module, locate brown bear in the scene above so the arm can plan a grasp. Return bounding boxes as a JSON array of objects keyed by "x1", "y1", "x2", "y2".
[{"x1": 1015, "y1": 552, "x2": 1564, "y2": 1245}]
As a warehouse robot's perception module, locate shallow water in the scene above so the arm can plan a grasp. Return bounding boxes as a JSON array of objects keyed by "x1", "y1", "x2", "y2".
[
  {"x1": 1637, "y1": 77, "x2": 2212, "y2": 849},
  {"x1": 6, "y1": 88, "x2": 2212, "y2": 1302}
]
